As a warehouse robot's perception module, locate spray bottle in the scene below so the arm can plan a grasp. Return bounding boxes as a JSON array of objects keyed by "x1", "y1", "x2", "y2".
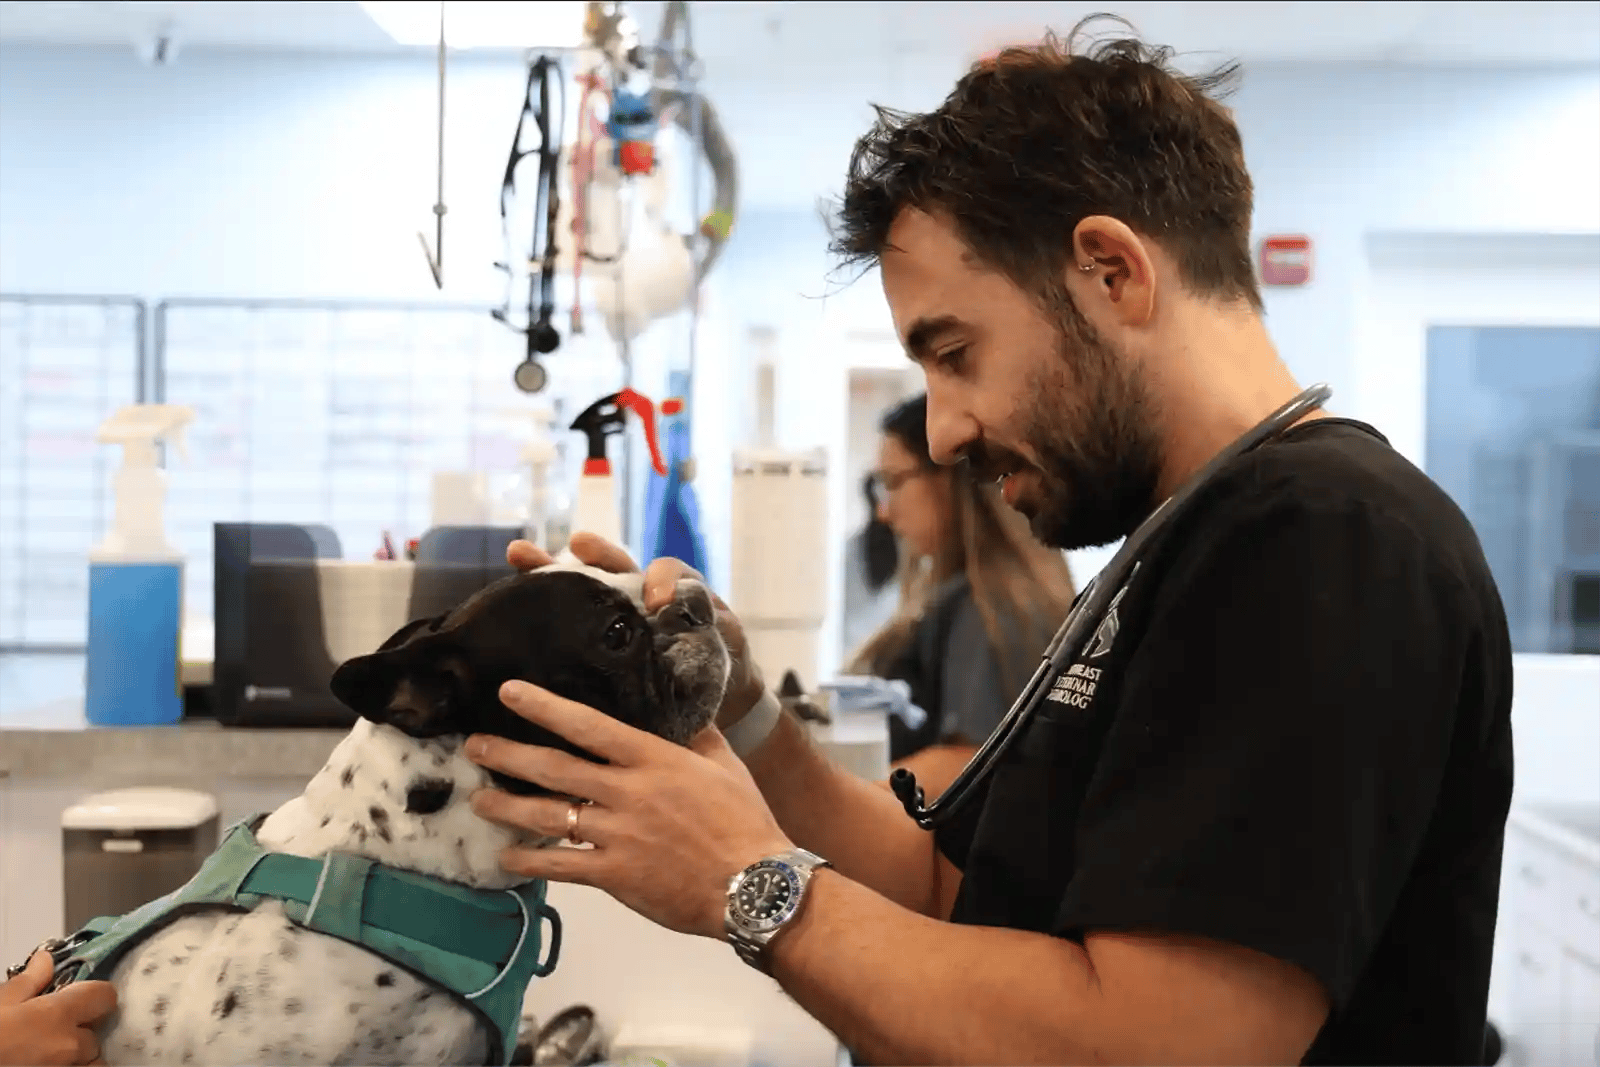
[
  {"x1": 568, "y1": 388, "x2": 667, "y2": 550},
  {"x1": 85, "y1": 403, "x2": 196, "y2": 727},
  {"x1": 508, "y1": 403, "x2": 572, "y2": 553}
]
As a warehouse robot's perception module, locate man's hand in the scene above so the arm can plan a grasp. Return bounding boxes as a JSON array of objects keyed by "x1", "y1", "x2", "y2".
[
  {"x1": 507, "y1": 533, "x2": 767, "y2": 728},
  {"x1": 0, "y1": 951, "x2": 115, "y2": 1066},
  {"x1": 468, "y1": 681, "x2": 792, "y2": 940}
]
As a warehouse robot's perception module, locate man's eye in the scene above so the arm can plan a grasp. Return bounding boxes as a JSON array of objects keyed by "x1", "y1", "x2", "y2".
[{"x1": 935, "y1": 346, "x2": 969, "y2": 373}]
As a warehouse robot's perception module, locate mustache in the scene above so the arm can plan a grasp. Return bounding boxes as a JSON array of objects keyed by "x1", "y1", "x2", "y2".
[{"x1": 962, "y1": 441, "x2": 1031, "y2": 483}]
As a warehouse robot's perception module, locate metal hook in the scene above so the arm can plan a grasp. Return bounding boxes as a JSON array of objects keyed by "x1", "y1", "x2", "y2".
[{"x1": 418, "y1": 1, "x2": 447, "y2": 289}]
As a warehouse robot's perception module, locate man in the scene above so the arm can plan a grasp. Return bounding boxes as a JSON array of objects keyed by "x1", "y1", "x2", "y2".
[{"x1": 465, "y1": 19, "x2": 1513, "y2": 1065}]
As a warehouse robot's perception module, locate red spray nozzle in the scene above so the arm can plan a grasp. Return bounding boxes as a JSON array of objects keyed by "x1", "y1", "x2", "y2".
[
  {"x1": 570, "y1": 387, "x2": 668, "y2": 477},
  {"x1": 661, "y1": 397, "x2": 684, "y2": 416}
]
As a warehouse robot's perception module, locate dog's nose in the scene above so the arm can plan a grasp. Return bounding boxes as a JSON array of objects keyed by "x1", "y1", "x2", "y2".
[
  {"x1": 676, "y1": 581, "x2": 714, "y2": 627},
  {"x1": 654, "y1": 580, "x2": 715, "y2": 634}
]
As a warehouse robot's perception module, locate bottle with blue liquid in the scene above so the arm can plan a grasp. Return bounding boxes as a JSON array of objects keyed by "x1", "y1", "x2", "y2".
[{"x1": 85, "y1": 404, "x2": 195, "y2": 727}]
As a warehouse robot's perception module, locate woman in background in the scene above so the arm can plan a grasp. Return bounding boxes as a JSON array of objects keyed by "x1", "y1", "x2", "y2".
[{"x1": 847, "y1": 392, "x2": 1077, "y2": 797}]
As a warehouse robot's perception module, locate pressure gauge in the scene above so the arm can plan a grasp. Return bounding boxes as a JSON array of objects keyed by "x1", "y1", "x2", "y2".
[{"x1": 514, "y1": 359, "x2": 548, "y2": 394}]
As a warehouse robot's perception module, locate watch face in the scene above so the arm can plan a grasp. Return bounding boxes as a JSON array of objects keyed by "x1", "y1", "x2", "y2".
[{"x1": 733, "y1": 861, "x2": 800, "y2": 932}]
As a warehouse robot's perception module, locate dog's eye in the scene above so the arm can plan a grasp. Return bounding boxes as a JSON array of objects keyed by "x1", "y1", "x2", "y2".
[{"x1": 602, "y1": 618, "x2": 632, "y2": 652}]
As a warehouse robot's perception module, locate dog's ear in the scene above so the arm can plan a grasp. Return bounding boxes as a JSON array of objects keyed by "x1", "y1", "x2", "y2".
[
  {"x1": 374, "y1": 612, "x2": 447, "y2": 652},
  {"x1": 329, "y1": 635, "x2": 472, "y2": 738}
]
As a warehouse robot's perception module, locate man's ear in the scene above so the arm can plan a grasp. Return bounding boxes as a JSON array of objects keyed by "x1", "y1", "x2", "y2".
[{"x1": 329, "y1": 636, "x2": 472, "y2": 738}]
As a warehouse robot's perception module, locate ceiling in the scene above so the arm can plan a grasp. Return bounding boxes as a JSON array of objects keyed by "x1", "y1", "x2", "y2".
[{"x1": 0, "y1": 1, "x2": 1597, "y2": 72}]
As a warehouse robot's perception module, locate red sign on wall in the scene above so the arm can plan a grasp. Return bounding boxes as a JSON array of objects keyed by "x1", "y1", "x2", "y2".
[{"x1": 1259, "y1": 235, "x2": 1314, "y2": 286}]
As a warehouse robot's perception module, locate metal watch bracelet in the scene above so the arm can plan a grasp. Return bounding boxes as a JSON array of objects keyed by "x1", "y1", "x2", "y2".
[{"x1": 724, "y1": 848, "x2": 831, "y2": 974}]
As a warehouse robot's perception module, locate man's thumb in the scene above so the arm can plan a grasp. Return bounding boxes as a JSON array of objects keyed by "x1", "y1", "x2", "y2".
[
  {"x1": 693, "y1": 723, "x2": 752, "y2": 776},
  {"x1": 0, "y1": 949, "x2": 52, "y2": 1005}
]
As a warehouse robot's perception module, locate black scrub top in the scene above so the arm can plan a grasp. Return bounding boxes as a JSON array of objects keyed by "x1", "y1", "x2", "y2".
[
  {"x1": 885, "y1": 574, "x2": 1039, "y2": 762},
  {"x1": 934, "y1": 419, "x2": 1515, "y2": 1066}
]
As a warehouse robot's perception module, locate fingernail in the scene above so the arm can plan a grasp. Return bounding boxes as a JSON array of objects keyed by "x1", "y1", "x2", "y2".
[
  {"x1": 501, "y1": 680, "x2": 524, "y2": 701},
  {"x1": 465, "y1": 736, "x2": 487, "y2": 760}
]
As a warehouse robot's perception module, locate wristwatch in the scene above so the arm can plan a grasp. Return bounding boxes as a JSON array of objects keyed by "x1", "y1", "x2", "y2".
[{"x1": 724, "y1": 847, "x2": 832, "y2": 974}]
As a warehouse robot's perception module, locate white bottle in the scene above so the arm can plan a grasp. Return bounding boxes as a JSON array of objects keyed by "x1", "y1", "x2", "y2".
[
  {"x1": 85, "y1": 404, "x2": 196, "y2": 726},
  {"x1": 570, "y1": 467, "x2": 624, "y2": 549},
  {"x1": 513, "y1": 404, "x2": 572, "y2": 553}
]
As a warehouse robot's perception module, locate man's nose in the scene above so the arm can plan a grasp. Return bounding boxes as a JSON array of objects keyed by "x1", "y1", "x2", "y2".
[{"x1": 923, "y1": 388, "x2": 975, "y2": 466}]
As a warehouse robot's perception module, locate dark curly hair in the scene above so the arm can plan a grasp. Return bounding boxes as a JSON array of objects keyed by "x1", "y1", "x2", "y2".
[{"x1": 828, "y1": 14, "x2": 1260, "y2": 312}]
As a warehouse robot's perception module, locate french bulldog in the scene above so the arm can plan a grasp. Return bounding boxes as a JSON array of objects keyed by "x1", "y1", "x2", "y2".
[{"x1": 75, "y1": 560, "x2": 729, "y2": 1066}]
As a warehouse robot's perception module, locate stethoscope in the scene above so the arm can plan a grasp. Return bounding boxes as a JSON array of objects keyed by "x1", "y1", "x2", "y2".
[{"x1": 890, "y1": 382, "x2": 1335, "y2": 830}]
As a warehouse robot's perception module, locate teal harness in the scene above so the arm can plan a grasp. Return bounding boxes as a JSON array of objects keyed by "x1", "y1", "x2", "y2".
[{"x1": 47, "y1": 815, "x2": 561, "y2": 1066}]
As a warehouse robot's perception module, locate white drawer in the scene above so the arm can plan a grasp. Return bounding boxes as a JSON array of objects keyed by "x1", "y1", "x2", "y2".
[
  {"x1": 1511, "y1": 833, "x2": 1600, "y2": 959},
  {"x1": 1509, "y1": 915, "x2": 1568, "y2": 1067},
  {"x1": 1562, "y1": 951, "x2": 1600, "y2": 1067}
]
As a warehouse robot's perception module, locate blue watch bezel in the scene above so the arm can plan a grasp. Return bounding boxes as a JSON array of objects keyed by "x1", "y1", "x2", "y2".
[{"x1": 732, "y1": 858, "x2": 803, "y2": 934}]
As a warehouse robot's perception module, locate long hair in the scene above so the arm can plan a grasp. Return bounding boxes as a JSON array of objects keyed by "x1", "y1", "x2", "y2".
[{"x1": 847, "y1": 394, "x2": 1077, "y2": 697}]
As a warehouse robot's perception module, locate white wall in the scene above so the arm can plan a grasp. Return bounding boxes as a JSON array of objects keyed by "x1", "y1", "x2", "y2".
[
  {"x1": 3, "y1": 46, "x2": 1596, "y2": 551},
  {"x1": 3, "y1": 41, "x2": 1594, "y2": 661},
  {"x1": 4, "y1": 39, "x2": 1595, "y2": 684},
  {"x1": 2, "y1": 47, "x2": 1596, "y2": 367}
]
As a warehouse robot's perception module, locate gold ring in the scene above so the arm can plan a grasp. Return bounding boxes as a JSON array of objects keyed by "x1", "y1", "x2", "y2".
[{"x1": 565, "y1": 801, "x2": 584, "y2": 845}]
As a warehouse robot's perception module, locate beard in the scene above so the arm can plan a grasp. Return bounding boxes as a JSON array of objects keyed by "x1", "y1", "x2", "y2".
[{"x1": 978, "y1": 304, "x2": 1165, "y2": 551}]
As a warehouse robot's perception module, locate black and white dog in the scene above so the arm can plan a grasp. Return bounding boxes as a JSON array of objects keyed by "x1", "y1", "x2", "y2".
[{"x1": 83, "y1": 560, "x2": 729, "y2": 1066}]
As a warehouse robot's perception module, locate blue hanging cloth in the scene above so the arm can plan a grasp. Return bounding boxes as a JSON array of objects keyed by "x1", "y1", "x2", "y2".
[
  {"x1": 642, "y1": 379, "x2": 709, "y2": 576},
  {"x1": 656, "y1": 419, "x2": 709, "y2": 575}
]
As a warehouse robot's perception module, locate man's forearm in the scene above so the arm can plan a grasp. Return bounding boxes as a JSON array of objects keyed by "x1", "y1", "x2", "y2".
[
  {"x1": 741, "y1": 710, "x2": 951, "y2": 918},
  {"x1": 767, "y1": 869, "x2": 1104, "y2": 1066}
]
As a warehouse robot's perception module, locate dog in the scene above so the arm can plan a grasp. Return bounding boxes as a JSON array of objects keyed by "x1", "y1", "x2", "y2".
[{"x1": 76, "y1": 560, "x2": 729, "y2": 1066}]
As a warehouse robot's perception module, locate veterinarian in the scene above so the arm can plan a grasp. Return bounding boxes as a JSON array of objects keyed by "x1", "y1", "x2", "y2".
[
  {"x1": 849, "y1": 391, "x2": 1076, "y2": 797},
  {"x1": 465, "y1": 18, "x2": 1514, "y2": 1066},
  {"x1": 0, "y1": 950, "x2": 115, "y2": 1065}
]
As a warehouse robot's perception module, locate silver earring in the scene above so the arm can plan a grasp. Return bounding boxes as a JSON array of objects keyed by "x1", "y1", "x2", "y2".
[{"x1": 1078, "y1": 261, "x2": 1097, "y2": 272}]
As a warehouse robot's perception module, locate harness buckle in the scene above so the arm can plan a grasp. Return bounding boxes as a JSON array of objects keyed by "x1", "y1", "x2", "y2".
[{"x1": 5, "y1": 930, "x2": 97, "y2": 984}]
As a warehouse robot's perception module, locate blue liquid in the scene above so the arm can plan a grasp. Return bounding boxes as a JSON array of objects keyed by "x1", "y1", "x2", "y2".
[{"x1": 85, "y1": 561, "x2": 183, "y2": 727}]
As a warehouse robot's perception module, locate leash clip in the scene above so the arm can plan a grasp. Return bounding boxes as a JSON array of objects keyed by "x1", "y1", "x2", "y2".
[{"x1": 5, "y1": 930, "x2": 96, "y2": 984}]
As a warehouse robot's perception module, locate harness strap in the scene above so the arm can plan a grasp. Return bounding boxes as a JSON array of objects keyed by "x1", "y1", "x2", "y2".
[
  {"x1": 237, "y1": 852, "x2": 535, "y2": 970},
  {"x1": 42, "y1": 816, "x2": 562, "y2": 1064}
]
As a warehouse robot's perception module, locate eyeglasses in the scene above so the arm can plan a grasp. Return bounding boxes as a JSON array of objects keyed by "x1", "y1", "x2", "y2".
[{"x1": 869, "y1": 467, "x2": 928, "y2": 495}]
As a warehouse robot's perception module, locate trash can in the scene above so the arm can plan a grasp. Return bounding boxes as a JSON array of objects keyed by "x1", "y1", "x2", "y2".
[{"x1": 61, "y1": 787, "x2": 220, "y2": 934}]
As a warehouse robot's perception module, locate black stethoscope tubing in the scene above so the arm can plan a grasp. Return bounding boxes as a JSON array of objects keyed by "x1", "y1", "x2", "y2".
[{"x1": 890, "y1": 382, "x2": 1336, "y2": 830}]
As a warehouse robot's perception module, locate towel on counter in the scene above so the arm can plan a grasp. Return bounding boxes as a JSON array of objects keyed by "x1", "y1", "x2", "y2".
[{"x1": 819, "y1": 676, "x2": 928, "y2": 731}]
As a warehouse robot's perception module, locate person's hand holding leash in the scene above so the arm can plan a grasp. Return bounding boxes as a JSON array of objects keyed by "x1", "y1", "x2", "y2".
[
  {"x1": 0, "y1": 950, "x2": 115, "y2": 1066},
  {"x1": 466, "y1": 679, "x2": 792, "y2": 940}
]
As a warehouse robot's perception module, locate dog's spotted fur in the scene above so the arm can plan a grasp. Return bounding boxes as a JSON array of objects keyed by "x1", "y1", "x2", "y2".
[{"x1": 92, "y1": 562, "x2": 730, "y2": 1066}]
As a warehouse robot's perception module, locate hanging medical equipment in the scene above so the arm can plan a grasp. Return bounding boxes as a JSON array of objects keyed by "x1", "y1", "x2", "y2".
[
  {"x1": 492, "y1": 1, "x2": 738, "y2": 375},
  {"x1": 493, "y1": 53, "x2": 567, "y2": 394},
  {"x1": 606, "y1": 87, "x2": 658, "y2": 176},
  {"x1": 890, "y1": 383, "x2": 1335, "y2": 830},
  {"x1": 483, "y1": 2, "x2": 736, "y2": 557}
]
